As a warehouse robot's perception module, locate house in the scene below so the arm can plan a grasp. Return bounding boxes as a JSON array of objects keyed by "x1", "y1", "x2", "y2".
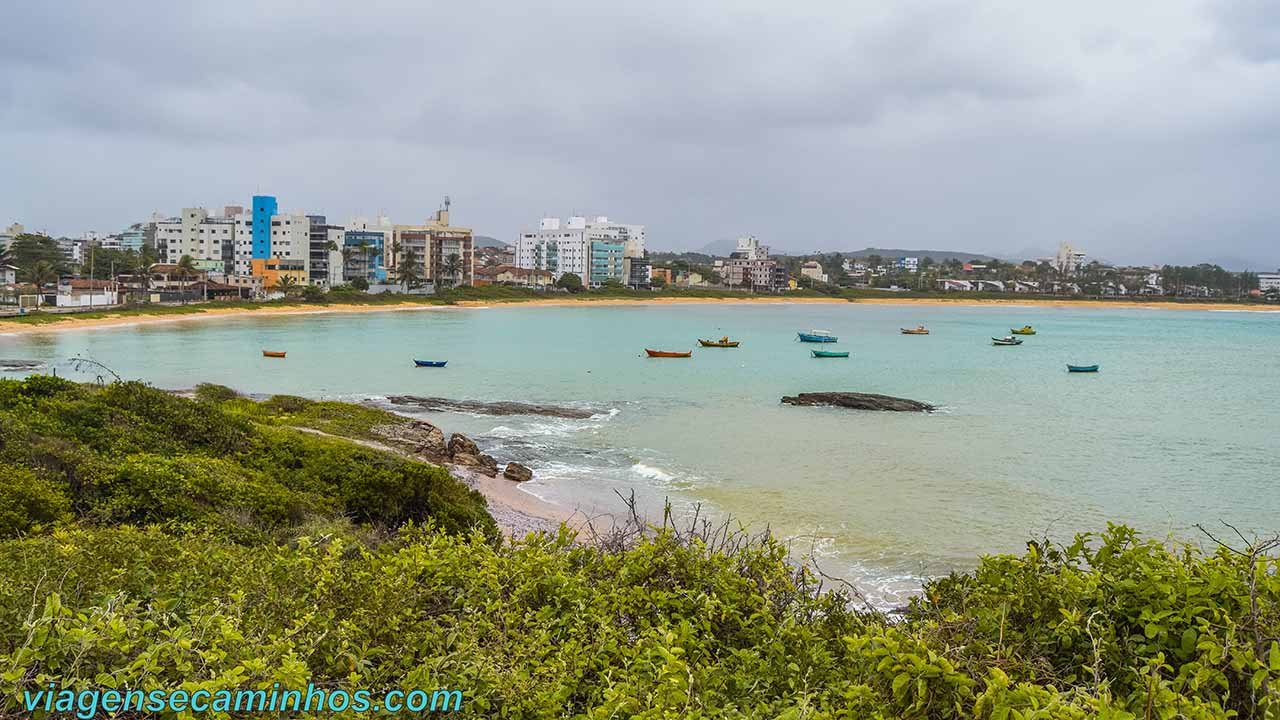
[
  {"x1": 976, "y1": 280, "x2": 1005, "y2": 292},
  {"x1": 56, "y1": 279, "x2": 121, "y2": 308},
  {"x1": 800, "y1": 261, "x2": 828, "y2": 284},
  {"x1": 475, "y1": 264, "x2": 553, "y2": 288},
  {"x1": 0, "y1": 264, "x2": 18, "y2": 285},
  {"x1": 1011, "y1": 281, "x2": 1039, "y2": 293},
  {"x1": 651, "y1": 267, "x2": 674, "y2": 285},
  {"x1": 937, "y1": 279, "x2": 972, "y2": 291}
]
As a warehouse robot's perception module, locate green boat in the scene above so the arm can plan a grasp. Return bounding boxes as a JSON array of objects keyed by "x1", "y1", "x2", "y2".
[{"x1": 811, "y1": 350, "x2": 849, "y2": 358}]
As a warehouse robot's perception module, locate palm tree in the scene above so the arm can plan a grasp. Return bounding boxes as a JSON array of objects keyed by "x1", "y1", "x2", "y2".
[
  {"x1": 272, "y1": 274, "x2": 300, "y2": 297},
  {"x1": 441, "y1": 253, "x2": 464, "y2": 288},
  {"x1": 399, "y1": 246, "x2": 420, "y2": 292},
  {"x1": 389, "y1": 239, "x2": 402, "y2": 274},
  {"x1": 357, "y1": 240, "x2": 371, "y2": 283},
  {"x1": 24, "y1": 260, "x2": 59, "y2": 288},
  {"x1": 340, "y1": 247, "x2": 354, "y2": 283},
  {"x1": 175, "y1": 255, "x2": 201, "y2": 303}
]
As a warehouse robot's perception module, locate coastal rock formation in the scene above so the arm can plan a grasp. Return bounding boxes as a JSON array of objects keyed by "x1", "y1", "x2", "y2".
[
  {"x1": 503, "y1": 462, "x2": 533, "y2": 483},
  {"x1": 373, "y1": 420, "x2": 448, "y2": 459},
  {"x1": 448, "y1": 433, "x2": 499, "y2": 476},
  {"x1": 385, "y1": 395, "x2": 596, "y2": 419},
  {"x1": 781, "y1": 392, "x2": 935, "y2": 412}
]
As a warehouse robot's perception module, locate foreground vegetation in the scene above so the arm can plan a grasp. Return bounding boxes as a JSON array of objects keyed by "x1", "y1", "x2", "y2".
[{"x1": 2, "y1": 377, "x2": 1278, "y2": 718}]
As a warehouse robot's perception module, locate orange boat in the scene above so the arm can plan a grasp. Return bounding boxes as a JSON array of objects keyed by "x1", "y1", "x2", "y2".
[
  {"x1": 645, "y1": 349, "x2": 692, "y2": 358},
  {"x1": 262, "y1": 350, "x2": 287, "y2": 358},
  {"x1": 900, "y1": 325, "x2": 929, "y2": 335}
]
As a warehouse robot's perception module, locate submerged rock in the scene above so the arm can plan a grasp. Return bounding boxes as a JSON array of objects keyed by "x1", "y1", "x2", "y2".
[
  {"x1": 503, "y1": 462, "x2": 533, "y2": 482},
  {"x1": 781, "y1": 392, "x2": 934, "y2": 412},
  {"x1": 385, "y1": 395, "x2": 596, "y2": 419}
]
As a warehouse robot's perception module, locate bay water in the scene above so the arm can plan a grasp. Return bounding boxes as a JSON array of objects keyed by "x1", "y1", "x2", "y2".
[{"x1": 4, "y1": 302, "x2": 1277, "y2": 604}]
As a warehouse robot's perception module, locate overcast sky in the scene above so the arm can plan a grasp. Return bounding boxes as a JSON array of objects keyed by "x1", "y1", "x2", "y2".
[{"x1": 2, "y1": 1, "x2": 1278, "y2": 268}]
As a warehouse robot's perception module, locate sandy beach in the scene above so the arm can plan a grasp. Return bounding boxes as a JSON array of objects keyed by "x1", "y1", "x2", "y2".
[{"x1": 2, "y1": 294, "x2": 1273, "y2": 336}]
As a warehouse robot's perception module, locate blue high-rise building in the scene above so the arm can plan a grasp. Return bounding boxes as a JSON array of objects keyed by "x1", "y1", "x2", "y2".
[{"x1": 251, "y1": 195, "x2": 277, "y2": 259}]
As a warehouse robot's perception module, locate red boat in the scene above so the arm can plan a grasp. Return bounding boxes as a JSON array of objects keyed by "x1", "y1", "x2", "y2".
[
  {"x1": 645, "y1": 349, "x2": 692, "y2": 358},
  {"x1": 262, "y1": 350, "x2": 287, "y2": 358}
]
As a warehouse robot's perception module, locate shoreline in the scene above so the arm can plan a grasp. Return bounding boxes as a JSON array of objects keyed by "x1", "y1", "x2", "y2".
[{"x1": 2, "y1": 294, "x2": 1274, "y2": 336}]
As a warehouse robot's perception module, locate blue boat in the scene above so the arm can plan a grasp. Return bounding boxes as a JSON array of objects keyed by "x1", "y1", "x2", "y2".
[
  {"x1": 797, "y1": 330, "x2": 838, "y2": 343},
  {"x1": 1067, "y1": 364, "x2": 1099, "y2": 373},
  {"x1": 414, "y1": 360, "x2": 448, "y2": 368},
  {"x1": 811, "y1": 350, "x2": 849, "y2": 358}
]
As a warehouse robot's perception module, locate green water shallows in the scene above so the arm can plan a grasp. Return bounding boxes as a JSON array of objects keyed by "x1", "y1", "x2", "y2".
[{"x1": 4, "y1": 303, "x2": 1277, "y2": 604}]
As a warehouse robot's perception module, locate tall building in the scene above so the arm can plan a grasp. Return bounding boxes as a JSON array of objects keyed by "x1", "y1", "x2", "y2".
[
  {"x1": 251, "y1": 195, "x2": 278, "y2": 262},
  {"x1": 721, "y1": 236, "x2": 781, "y2": 291},
  {"x1": 1055, "y1": 242, "x2": 1088, "y2": 275},
  {"x1": 391, "y1": 200, "x2": 474, "y2": 288},
  {"x1": 307, "y1": 215, "x2": 343, "y2": 286},
  {"x1": 155, "y1": 208, "x2": 235, "y2": 272},
  {"x1": 514, "y1": 214, "x2": 632, "y2": 285}
]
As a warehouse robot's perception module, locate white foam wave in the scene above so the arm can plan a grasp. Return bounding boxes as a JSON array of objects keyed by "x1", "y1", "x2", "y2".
[{"x1": 631, "y1": 462, "x2": 675, "y2": 482}]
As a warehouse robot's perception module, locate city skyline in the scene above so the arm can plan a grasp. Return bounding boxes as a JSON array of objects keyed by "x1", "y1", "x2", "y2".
[{"x1": 3, "y1": 1, "x2": 1279, "y2": 269}]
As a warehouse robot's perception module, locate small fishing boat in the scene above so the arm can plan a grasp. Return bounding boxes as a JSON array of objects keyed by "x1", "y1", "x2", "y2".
[
  {"x1": 797, "y1": 330, "x2": 838, "y2": 343},
  {"x1": 1067, "y1": 364, "x2": 1099, "y2": 373},
  {"x1": 900, "y1": 325, "x2": 930, "y2": 335},
  {"x1": 262, "y1": 350, "x2": 287, "y2": 358},
  {"x1": 698, "y1": 336, "x2": 740, "y2": 348},
  {"x1": 414, "y1": 360, "x2": 448, "y2": 368},
  {"x1": 645, "y1": 349, "x2": 692, "y2": 358},
  {"x1": 1011, "y1": 325, "x2": 1036, "y2": 335},
  {"x1": 811, "y1": 350, "x2": 850, "y2": 358},
  {"x1": 991, "y1": 336, "x2": 1023, "y2": 346}
]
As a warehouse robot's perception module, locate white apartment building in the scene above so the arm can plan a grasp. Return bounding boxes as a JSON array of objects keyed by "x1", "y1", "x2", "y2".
[
  {"x1": 515, "y1": 215, "x2": 633, "y2": 284},
  {"x1": 1259, "y1": 272, "x2": 1280, "y2": 292},
  {"x1": 231, "y1": 211, "x2": 311, "y2": 276},
  {"x1": 156, "y1": 208, "x2": 236, "y2": 272},
  {"x1": 1055, "y1": 242, "x2": 1088, "y2": 275}
]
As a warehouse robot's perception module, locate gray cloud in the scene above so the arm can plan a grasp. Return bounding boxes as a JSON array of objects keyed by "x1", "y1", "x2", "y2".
[{"x1": 2, "y1": 0, "x2": 1279, "y2": 268}]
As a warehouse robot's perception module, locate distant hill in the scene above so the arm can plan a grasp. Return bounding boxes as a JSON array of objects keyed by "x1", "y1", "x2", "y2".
[
  {"x1": 696, "y1": 238, "x2": 739, "y2": 257},
  {"x1": 474, "y1": 235, "x2": 507, "y2": 248},
  {"x1": 839, "y1": 248, "x2": 998, "y2": 263}
]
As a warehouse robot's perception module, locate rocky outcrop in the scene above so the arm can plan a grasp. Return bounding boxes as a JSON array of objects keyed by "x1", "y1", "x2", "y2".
[
  {"x1": 503, "y1": 462, "x2": 533, "y2": 482},
  {"x1": 385, "y1": 395, "x2": 596, "y2": 419},
  {"x1": 781, "y1": 392, "x2": 935, "y2": 412},
  {"x1": 448, "y1": 433, "x2": 499, "y2": 476},
  {"x1": 372, "y1": 420, "x2": 448, "y2": 459}
]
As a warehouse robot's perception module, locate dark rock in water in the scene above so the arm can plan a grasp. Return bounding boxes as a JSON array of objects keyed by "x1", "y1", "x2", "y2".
[
  {"x1": 373, "y1": 420, "x2": 448, "y2": 459},
  {"x1": 448, "y1": 433, "x2": 499, "y2": 476},
  {"x1": 781, "y1": 392, "x2": 934, "y2": 412},
  {"x1": 503, "y1": 462, "x2": 534, "y2": 482},
  {"x1": 385, "y1": 395, "x2": 596, "y2": 419},
  {"x1": 0, "y1": 360, "x2": 42, "y2": 371}
]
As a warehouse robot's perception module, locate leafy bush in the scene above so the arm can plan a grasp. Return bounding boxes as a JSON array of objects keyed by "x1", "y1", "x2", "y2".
[
  {"x1": 0, "y1": 466, "x2": 71, "y2": 538},
  {"x1": 0, "y1": 378, "x2": 495, "y2": 542},
  {"x1": 1, "y1": 524, "x2": 1275, "y2": 717}
]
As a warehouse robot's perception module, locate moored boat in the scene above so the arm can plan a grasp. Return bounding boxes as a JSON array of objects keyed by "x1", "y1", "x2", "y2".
[
  {"x1": 645, "y1": 349, "x2": 692, "y2": 358},
  {"x1": 414, "y1": 360, "x2": 448, "y2": 367},
  {"x1": 797, "y1": 330, "x2": 838, "y2": 343},
  {"x1": 262, "y1": 350, "x2": 287, "y2": 358},
  {"x1": 1011, "y1": 325, "x2": 1036, "y2": 335},
  {"x1": 811, "y1": 349, "x2": 850, "y2": 358},
  {"x1": 900, "y1": 325, "x2": 929, "y2": 335},
  {"x1": 1067, "y1": 364, "x2": 1099, "y2": 373},
  {"x1": 698, "y1": 336, "x2": 740, "y2": 348},
  {"x1": 991, "y1": 336, "x2": 1022, "y2": 346}
]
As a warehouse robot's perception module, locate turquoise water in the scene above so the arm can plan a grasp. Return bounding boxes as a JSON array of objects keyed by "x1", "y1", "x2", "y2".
[{"x1": 4, "y1": 303, "x2": 1278, "y2": 604}]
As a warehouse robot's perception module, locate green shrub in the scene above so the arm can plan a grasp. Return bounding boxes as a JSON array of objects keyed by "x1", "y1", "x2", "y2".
[
  {"x1": 192, "y1": 382, "x2": 239, "y2": 402},
  {"x1": 0, "y1": 466, "x2": 71, "y2": 538}
]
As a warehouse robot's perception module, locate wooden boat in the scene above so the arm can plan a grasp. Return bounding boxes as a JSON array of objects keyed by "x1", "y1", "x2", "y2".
[
  {"x1": 991, "y1": 336, "x2": 1023, "y2": 346},
  {"x1": 797, "y1": 330, "x2": 838, "y2": 343},
  {"x1": 811, "y1": 350, "x2": 850, "y2": 358},
  {"x1": 645, "y1": 349, "x2": 692, "y2": 358},
  {"x1": 698, "y1": 336, "x2": 740, "y2": 348},
  {"x1": 900, "y1": 325, "x2": 929, "y2": 335},
  {"x1": 262, "y1": 350, "x2": 287, "y2": 358},
  {"x1": 414, "y1": 360, "x2": 448, "y2": 368},
  {"x1": 1067, "y1": 364, "x2": 1099, "y2": 373},
  {"x1": 1011, "y1": 325, "x2": 1036, "y2": 335}
]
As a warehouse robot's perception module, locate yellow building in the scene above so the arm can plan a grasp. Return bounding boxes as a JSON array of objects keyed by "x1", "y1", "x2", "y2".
[{"x1": 251, "y1": 257, "x2": 308, "y2": 292}]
